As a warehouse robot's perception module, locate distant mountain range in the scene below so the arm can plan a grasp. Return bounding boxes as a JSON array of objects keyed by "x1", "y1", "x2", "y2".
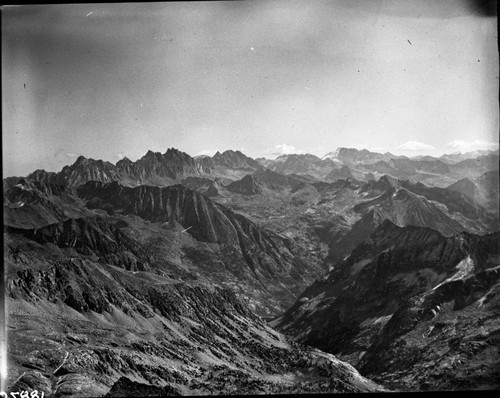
[
  {"x1": 3, "y1": 145, "x2": 499, "y2": 394},
  {"x1": 9, "y1": 147, "x2": 498, "y2": 190}
]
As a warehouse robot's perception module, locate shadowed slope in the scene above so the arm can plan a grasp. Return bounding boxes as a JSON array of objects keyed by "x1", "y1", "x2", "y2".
[{"x1": 273, "y1": 222, "x2": 500, "y2": 390}]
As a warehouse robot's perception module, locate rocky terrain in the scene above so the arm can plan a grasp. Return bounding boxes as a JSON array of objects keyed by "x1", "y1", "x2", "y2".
[
  {"x1": 25, "y1": 149, "x2": 262, "y2": 189},
  {"x1": 4, "y1": 178, "x2": 328, "y2": 317},
  {"x1": 5, "y1": 231, "x2": 384, "y2": 396},
  {"x1": 23, "y1": 146, "x2": 499, "y2": 191},
  {"x1": 273, "y1": 221, "x2": 500, "y2": 390},
  {"x1": 4, "y1": 146, "x2": 499, "y2": 395}
]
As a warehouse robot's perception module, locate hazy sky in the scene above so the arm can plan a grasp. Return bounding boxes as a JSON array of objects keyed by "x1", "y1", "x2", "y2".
[{"x1": 2, "y1": 0, "x2": 498, "y2": 177}]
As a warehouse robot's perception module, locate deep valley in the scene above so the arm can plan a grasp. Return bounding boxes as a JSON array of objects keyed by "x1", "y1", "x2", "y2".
[{"x1": 3, "y1": 147, "x2": 499, "y2": 395}]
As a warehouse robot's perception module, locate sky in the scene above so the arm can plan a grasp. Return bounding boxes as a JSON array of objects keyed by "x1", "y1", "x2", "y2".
[{"x1": 2, "y1": 0, "x2": 498, "y2": 177}]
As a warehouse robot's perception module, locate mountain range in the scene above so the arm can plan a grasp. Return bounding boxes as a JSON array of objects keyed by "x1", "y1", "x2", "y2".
[
  {"x1": 3, "y1": 146, "x2": 499, "y2": 395},
  {"x1": 16, "y1": 147, "x2": 498, "y2": 190}
]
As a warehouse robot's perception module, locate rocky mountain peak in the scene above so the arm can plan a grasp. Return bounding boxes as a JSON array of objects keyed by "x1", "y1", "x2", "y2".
[
  {"x1": 321, "y1": 148, "x2": 342, "y2": 160},
  {"x1": 335, "y1": 147, "x2": 391, "y2": 164},
  {"x1": 326, "y1": 165, "x2": 354, "y2": 181},
  {"x1": 117, "y1": 156, "x2": 132, "y2": 164},
  {"x1": 75, "y1": 155, "x2": 87, "y2": 163},
  {"x1": 212, "y1": 149, "x2": 260, "y2": 169},
  {"x1": 164, "y1": 147, "x2": 186, "y2": 157},
  {"x1": 227, "y1": 174, "x2": 263, "y2": 195},
  {"x1": 378, "y1": 175, "x2": 400, "y2": 188},
  {"x1": 142, "y1": 150, "x2": 160, "y2": 159},
  {"x1": 447, "y1": 177, "x2": 479, "y2": 198}
]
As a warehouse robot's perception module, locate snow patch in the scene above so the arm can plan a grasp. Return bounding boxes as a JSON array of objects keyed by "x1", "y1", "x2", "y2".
[
  {"x1": 360, "y1": 314, "x2": 393, "y2": 328},
  {"x1": 15, "y1": 183, "x2": 31, "y2": 191},
  {"x1": 432, "y1": 256, "x2": 474, "y2": 290},
  {"x1": 9, "y1": 201, "x2": 26, "y2": 208},
  {"x1": 477, "y1": 294, "x2": 488, "y2": 308},
  {"x1": 322, "y1": 149, "x2": 341, "y2": 161}
]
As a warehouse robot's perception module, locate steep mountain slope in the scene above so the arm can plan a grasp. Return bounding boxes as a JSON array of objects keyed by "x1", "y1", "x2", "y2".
[
  {"x1": 273, "y1": 222, "x2": 500, "y2": 390},
  {"x1": 325, "y1": 165, "x2": 355, "y2": 181},
  {"x1": 180, "y1": 176, "x2": 221, "y2": 197},
  {"x1": 360, "y1": 175, "x2": 496, "y2": 230},
  {"x1": 60, "y1": 156, "x2": 127, "y2": 186},
  {"x1": 212, "y1": 150, "x2": 260, "y2": 170},
  {"x1": 391, "y1": 158, "x2": 451, "y2": 175},
  {"x1": 328, "y1": 187, "x2": 467, "y2": 262},
  {"x1": 447, "y1": 177, "x2": 481, "y2": 201},
  {"x1": 23, "y1": 148, "x2": 265, "y2": 190},
  {"x1": 74, "y1": 181, "x2": 318, "y2": 316},
  {"x1": 252, "y1": 168, "x2": 307, "y2": 191},
  {"x1": 447, "y1": 153, "x2": 499, "y2": 180},
  {"x1": 226, "y1": 175, "x2": 263, "y2": 195},
  {"x1": 4, "y1": 145, "x2": 499, "y2": 395},
  {"x1": 199, "y1": 150, "x2": 262, "y2": 182},
  {"x1": 26, "y1": 157, "x2": 122, "y2": 187},
  {"x1": 25, "y1": 148, "x2": 202, "y2": 188},
  {"x1": 6, "y1": 216, "x2": 151, "y2": 272},
  {"x1": 3, "y1": 176, "x2": 328, "y2": 318},
  {"x1": 119, "y1": 148, "x2": 200, "y2": 184},
  {"x1": 358, "y1": 265, "x2": 500, "y2": 390},
  {"x1": 3, "y1": 179, "x2": 87, "y2": 229},
  {"x1": 399, "y1": 180, "x2": 492, "y2": 223},
  {"x1": 360, "y1": 175, "x2": 401, "y2": 195},
  {"x1": 5, "y1": 230, "x2": 384, "y2": 396},
  {"x1": 475, "y1": 170, "x2": 500, "y2": 212},
  {"x1": 213, "y1": 172, "x2": 497, "y2": 295},
  {"x1": 324, "y1": 175, "x2": 498, "y2": 262}
]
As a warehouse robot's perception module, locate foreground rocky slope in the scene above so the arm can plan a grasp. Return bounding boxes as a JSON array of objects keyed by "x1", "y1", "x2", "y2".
[
  {"x1": 273, "y1": 221, "x2": 500, "y2": 390},
  {"x1": 358, "y1": 264, "x2": 500, "y2": 390},
  {"x1": 4, "y1": 179, "x2": 324, "y2": 317},
  {"x1": 5, "y1": 229, "x2": 385, "y2": 396}
]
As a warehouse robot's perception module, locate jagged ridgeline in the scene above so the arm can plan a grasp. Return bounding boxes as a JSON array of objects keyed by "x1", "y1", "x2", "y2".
[
  {"x1": 24, "y1": 148, "x2": 262, "y2": 187},
  {"x1": 4, "y1": 146, "x2": 499, "y2": 395},
  {"x1": 4, "y1": 181, "x2": 385, "y2": 395},
  {"x1": 76, "y1": 180, "x2": 315, "y2": 314},
  {"x1": 4, "y1": 178, "x2": 317, "y2": 316}
]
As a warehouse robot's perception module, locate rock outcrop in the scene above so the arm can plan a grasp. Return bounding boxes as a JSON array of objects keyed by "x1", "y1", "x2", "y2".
[
  {"x1": 73, "y1": 181, "x2": 315, "y2": 315},
  {"x1": 273, "y1": 222, "x2": 500, "y2": 390},
  {"x1": 226, "y1": 175, "x2": 263, "y2": 195},
  {"x1": 5, "y1": 229, "x2": 386, "y2": 396}
]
